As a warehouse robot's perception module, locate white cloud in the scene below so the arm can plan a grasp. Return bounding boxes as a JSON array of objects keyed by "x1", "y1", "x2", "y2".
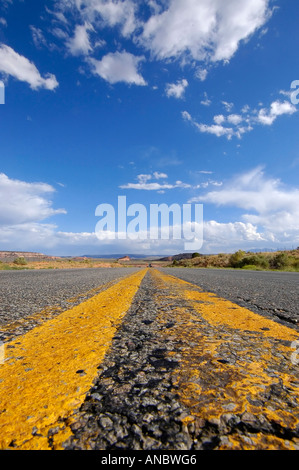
[
  {"x1": 140, "y1": 0, "x2": 271, "y2": 63},
  {"x1": 88, "y1": 0, "x2": 137, "y2": 37},
  {"x1": 52, "y1": 0, "x2": 272, "y2": 80},
  {"x1": 184, "y1": 92, "x2": 297, "y2": 140},
  {"x1": 136, "y1": 174, "x2": 152, "y2": 184},
  {"x1": 257, "y1": 100, "x2": 297, "y2": 125},
  {"x1": 153, "y1": 172, "x2": 168, "y2": 179},
  {"x1": 214, "y1": 114, "x2": 225, "y2": 125},
  {"x1": 197, "y1": 166, "x2": 299, "y2": 214},
  {"x1": 197, "y1": 123, "x2": 234, "y2": 139},
  {"x1": 195, "y1": 67, "x2": 208, "y2": 81},
  {"x1": 181, "y1": 110, "x2": 192, "y2": 122},
  {"x1": 30, "y1": 26, "x2": 48, "y2": 49},
  {"x1": 0, "y1": 173, "x2": 66, "y2": 226},
  {"x1": 190, "y1": 166, "x2": 299, "y2": 249},
  {"x1": 88, "y1": 50, "x2": 147, "y2": 85},
  {"x1": 1, "y1": 170, "x2": 297, "y2": 256},
  {"x1": 56, "y1": 0, "x2": 138, "y2": 38},
  {"x1": 165, "y1": 78, "x2": 188, "y2": 99},
  {"x1": 67, "y1": 22, "x2": 93, "y2": 56},
  {"x1": 120, "y1": 171, "x2": 191, "y2": 191},
  {"x1": 227, "y1": 114, "x2": 243, "y2": 125},
  {"x1": 183, "y1": 111, "x2": 234, "y2": 139},
  {"x1": 120, "y1": 182, "x2": 181, "y2": 191},
  {"x1": 0, "y1": 44, "x2": 58, "y2": 90},
  {"x1": 203, "y1": 220, "x2": 265, "y2": 252},
  {"x1": 200, "y1": 92, "x2": 212, "y2": 106},
  {"x1": 120, "y1": 171, "x2": 222, "y2": 192},
  {"x1": 222, "y1": 100, "x2": 234, "y2": 112}
]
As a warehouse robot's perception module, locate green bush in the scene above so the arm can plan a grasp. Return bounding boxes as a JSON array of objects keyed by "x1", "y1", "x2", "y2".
[
  {"x1": 292, "y1": 259, "x2": 299, "y2": 271},
  {"x1": 241, "y1": 254, "x2": 269, "y2": 269},
  {"x1": 270, "y1": 252, "x2": 290, "y2": 269},
  {"x1": 229, "y1": 250, "x2": 246, "y2": 268},
  {"x1": 13, "y1": 257, "x2": 28, "y2": 266},
  {"x1": 192, "y1": 252, "x2": 200, "y2": 258}
]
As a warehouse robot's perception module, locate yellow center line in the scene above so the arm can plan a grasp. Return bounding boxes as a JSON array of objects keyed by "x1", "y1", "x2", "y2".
[
  {"x1": 152, "y1": 269, "x2": 299, "y2": 450},
  {"x1": 0, "y1": 269, "x2": 147, "y2": 450}
]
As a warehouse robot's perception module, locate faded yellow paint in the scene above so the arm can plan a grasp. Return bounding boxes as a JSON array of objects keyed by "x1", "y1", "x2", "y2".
[
  {"x1": 151, "y1": 269, "x2": 299, "y2": 450},
  {"x1": 185, "y1": 289, "x2": 298, "y2": 341},
  {"x1": 0, "y1": 276, "x2": 125, "y2": 341},
  {"x1": 0, "y1": 269, "x2": 147, "y2": 450}
]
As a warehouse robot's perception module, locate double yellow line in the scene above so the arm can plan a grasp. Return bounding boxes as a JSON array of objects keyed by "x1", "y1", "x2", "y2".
[
  {"x1": 0, "y1": 269, "x2": 147, "y2": 450},
  {"x1": 1, "y1": 268, "x2": 299, "y2": 450}
]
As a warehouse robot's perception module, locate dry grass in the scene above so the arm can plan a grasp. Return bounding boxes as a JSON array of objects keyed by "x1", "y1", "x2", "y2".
[{"x1": 0, "y1": 258, "x2": 121, "y2": 270}]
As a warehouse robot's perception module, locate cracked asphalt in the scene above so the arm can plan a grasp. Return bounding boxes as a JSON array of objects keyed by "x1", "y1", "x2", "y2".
[
  {"x1": 1, "y1": 267, "x2": 299, "y2": 450},
  {"x1": 162, "y1": 268, "x2": 299, "y2": 330}
]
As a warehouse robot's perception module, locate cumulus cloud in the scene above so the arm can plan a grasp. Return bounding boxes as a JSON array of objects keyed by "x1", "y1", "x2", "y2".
[
  {"x1": 1, "y1": 170, "x2": 297, "y2": 255},
  {"x1": 165, "y1": 78, "x2": 188, "y2": 99},
  {"x1": 50, "y1": 0, "x2": 273, "y2": 87},
  {"x1": 0, "y1": 44, "x2": 58, "y2": 90},
  {"x1": 0, "y1": 173, "x2": 66, "y2": 226},
  {"x1": 257, "y1": 100, "x2": 297, "y2": 125},
  {"x1": 67, "y1": 22, "x2": 94, "y2": 55},
  {"x1": 88, "y1": 50, "x2": 147, "y2": 85},
  {"x1": 55, "y1": 0, "x2": 138, "y2": 38},
  {"x1": 195, "y1": 166, "x2": 299, "y2": 213},
  {"x1": 202, "y1": 220, "x2": 265, "y2": 252},
  {"x1": 195, "y1": 67, "x2": 208, "y2": 81},
  {"x1": 140, "y1": 0, "x2": 272, "y2": 63},
  {"x1": 81, "y1": 0, "x2": 137, "y2": 37},
  {"x1": 190, "y1": 166, "x2": 299, "y2": 249}
]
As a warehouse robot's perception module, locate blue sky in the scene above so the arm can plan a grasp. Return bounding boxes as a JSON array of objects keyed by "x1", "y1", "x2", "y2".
[{"x1": 0, "y1": 0, "x2": 298, "y2": 256}]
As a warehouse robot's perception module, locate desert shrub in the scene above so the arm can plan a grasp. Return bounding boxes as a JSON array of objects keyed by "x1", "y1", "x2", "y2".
[
  {"x1": 270, "y1": 252, "x2": 290, "y2": 269},
  {"x1": 229, "y1": 250, "x2": 246, "y2": 268},
  {"x1": 241, "y1": 254, "x2": 269, "y2": 269},
  {"x1": 291, "y1": 259, "x2": 299, "y2": 271},
  {"x1": 13, "y1": 257, "x2": 27, "y2": 266}
]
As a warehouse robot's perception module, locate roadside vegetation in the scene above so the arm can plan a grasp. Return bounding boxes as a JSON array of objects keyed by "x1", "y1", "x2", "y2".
[
  {"x1": 0, "y1": 257, "x2": 121, "y2": 271},
  {"x1": 170, "y1": 249, "x2": 299, "y2": 272}
]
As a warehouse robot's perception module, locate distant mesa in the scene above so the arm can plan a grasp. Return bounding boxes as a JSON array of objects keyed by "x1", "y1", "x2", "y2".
[
  {"x1": 0, "y1": 251, "x2": 60, "y2": 262},
  {"x1": 117, "y1": 256, "x2": 131, "y2": 262},
  {"x1": 158, "y1": 253, "x2": 194, "y2": 261}
]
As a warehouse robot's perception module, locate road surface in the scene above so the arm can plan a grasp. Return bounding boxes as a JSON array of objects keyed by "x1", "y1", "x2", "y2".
[
  {"x1": 162, "y1": 267, "x2": 299, "y2": 328},
  {"x1": 0, "y1": 267, "x2": 299, "y2": 450}
]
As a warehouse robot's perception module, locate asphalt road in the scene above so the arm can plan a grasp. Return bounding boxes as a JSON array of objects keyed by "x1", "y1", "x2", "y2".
[
  {"x1": 0, "y1": 267, "x2": 139, "y2": 328},
  {"x1": 1, "y1": 266, "x2": 298, "y2": 330},
  {"x1": 1, "y1": 267, "x2": 299, "y2": 450},
  {"x1": 162, "y1": 267, "x2": 299, "y2": 329}
]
